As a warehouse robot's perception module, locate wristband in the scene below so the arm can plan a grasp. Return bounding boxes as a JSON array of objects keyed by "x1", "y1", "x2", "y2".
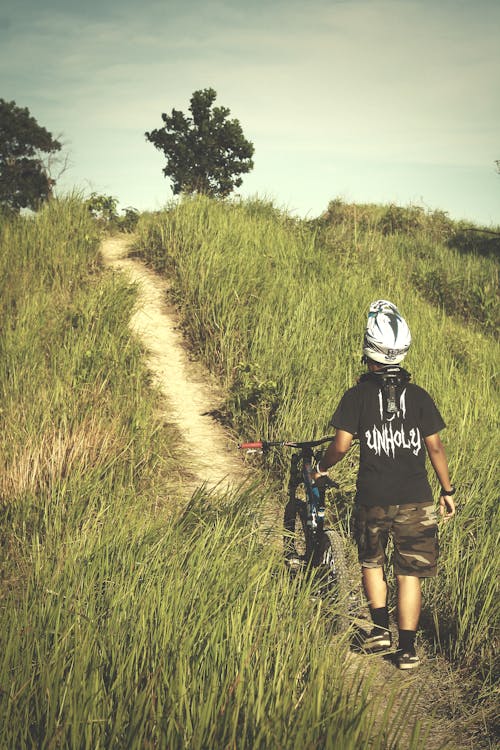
[
  {"x1": 316, "y1": 461, "x2": 329, "y2": 476},
  {"x1": 440, "y1": 485, "x2": 456, "y2": 496}
]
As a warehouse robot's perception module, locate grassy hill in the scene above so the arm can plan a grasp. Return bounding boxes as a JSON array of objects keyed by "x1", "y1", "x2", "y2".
[
  {"x1": 134, "y1": 196, "x2": 498, "y2": 679},
  {"x1": 0, "y1": 195, "x2": 497, "y2": 748}
]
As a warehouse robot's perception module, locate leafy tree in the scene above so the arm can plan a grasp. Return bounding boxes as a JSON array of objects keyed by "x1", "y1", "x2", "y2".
[
  {"x1": 85, "y1": 192, "x2": 119, "y2": 223},
  {"x1": 85, "y1": 192, "x2": 139, "y2": 232},
  {"x1": 0, "y1": 99, "x2": 62, "y2": 213},
  {"x1": 145, "y1": 88, "x2": 254, "y2": 198}
]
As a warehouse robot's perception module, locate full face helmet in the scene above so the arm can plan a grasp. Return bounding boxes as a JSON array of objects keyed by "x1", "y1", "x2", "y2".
[{"x1": 363, "y1": 299, "x2": 411, "y2": 364}]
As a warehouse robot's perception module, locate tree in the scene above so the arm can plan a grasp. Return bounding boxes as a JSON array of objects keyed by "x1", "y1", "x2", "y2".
[
  {"x1": 0, "y1": 99, "x2": 62, "y2": 213},
  {"x1": 85, "y1": 192, "x2": 139, "y2": 233},
  {"x1": 145, "y1": 88, "x2": 254, "y2": 198}
]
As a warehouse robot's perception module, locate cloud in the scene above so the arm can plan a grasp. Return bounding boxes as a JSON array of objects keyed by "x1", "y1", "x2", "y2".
[{"x1": 2, "y1": 0, "x2": 499, "y2": 221}]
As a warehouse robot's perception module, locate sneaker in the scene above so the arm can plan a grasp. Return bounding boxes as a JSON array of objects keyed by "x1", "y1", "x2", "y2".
[
  {"x1": 396, "y1": 649, "x2": 420, "y2": 670},
  {"x1": 362, "y1": 627, "x2": 392, "y2": 652}
]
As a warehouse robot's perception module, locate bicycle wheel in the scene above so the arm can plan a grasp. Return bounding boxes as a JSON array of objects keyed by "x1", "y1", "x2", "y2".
[{"x1": 314, "y1": 528, "x2": 350, "y2": 632}]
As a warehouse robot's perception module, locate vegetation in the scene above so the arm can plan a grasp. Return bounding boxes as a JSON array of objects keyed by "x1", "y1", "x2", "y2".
[
  {"x1": 0, "y1": 198, "x2": 434, "y2": 748},
  {"x1": 134, "y1": 197, "x2": 499, "y2": 710},
  {"x1": 1, "y1": 486, "x2": 425, "y2": 749},
  {"x1": 145, "y1": 88, "x2": 254, "y2": 198},
  {"x1": 0, "y1": 197, "x2": 178, "y2": 745},
  {"x1": 0, "y1": 99, "x2": 62, "y2": 213},
  {"x1": 313, "y1": 199, "x2": 499, "y2": 335},
  {"x1": 85, "y1": 191, "x2": 139, "y2": 232}
]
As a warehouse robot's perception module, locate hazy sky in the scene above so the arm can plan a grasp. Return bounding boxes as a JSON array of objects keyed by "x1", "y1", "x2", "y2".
[{"x1": 2, "y1": 0, "x2": 499, "y2": 224}]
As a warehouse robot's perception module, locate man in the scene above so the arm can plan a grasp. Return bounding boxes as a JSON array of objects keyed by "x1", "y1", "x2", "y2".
[{"x1": 315, "y1": 300, "x2": 455, "y2": 669}]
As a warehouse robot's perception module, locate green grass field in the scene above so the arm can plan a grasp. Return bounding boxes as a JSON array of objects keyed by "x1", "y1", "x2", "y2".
[
  {"x1": 0, "y1": 195, "x2": 497, "y2": 748},
  {"x1": 134, "y1": 196, "x2": 499, "y2": 679}
]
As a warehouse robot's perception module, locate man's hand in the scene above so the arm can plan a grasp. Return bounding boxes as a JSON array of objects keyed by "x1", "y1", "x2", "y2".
[
  {"x1": 311, "y1": 471, "x2": 328, "y2": 485},
  {"x1": 439, "y1": 493, "x2": 456, "y2": 521}
]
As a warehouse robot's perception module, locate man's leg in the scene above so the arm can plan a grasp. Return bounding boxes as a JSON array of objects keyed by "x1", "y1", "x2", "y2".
[
  {"x1": 361, "y1": 566, "x2": 391, "y2": 648},
  {"x1": 354, "y1": 505, "x2": 394, "y2": 650},
  {"x1": 362, "y1": 565, "x2": 387, "y2": 610},
  {"x1": 392, "y1": 501, "x2": 438, "y2": 670},
  {"x1": 395, "y1": 574, "x2": 421, "y2": 668},
  {"x1": 396, "y1": 574, "x2": 421, "y2": 631}
]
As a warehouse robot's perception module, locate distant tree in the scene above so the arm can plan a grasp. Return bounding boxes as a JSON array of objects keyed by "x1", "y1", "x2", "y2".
[
  {"x1": 145, "y1": 88, "x2": 254, "y2": 198},
  {"x1": 85, "y1": 192, "x2": 119, "y2": 223},
  {"x1": 0, "y1": 99, "x2": 62, "y2": 213},
  {"x1": 85, "y1": 192, "x2": 139, "y2": 233}
]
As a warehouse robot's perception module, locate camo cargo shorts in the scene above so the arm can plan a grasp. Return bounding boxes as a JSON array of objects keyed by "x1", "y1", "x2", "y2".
[{"x1": 354, "y1": 502, "x2": 439, "y2": 577}]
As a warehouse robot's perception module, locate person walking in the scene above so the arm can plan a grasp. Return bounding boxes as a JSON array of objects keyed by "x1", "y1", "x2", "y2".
[{"x1": 314, "y1": 300, "x2": 455, "y2": 669}]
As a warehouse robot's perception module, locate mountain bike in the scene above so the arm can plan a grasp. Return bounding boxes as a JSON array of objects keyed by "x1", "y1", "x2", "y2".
[{"x1": 239, "y1": 436, "x2": 350, "y2": 631}]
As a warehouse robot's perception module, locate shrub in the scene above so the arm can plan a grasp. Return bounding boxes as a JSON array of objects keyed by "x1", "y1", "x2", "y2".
[{"x1": 85, "y1": 192, "x2": 139, "y2": 233}]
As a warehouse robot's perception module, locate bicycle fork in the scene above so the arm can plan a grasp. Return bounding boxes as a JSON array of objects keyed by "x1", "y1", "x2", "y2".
[
  {"x1": 302, "y1": 451, "x2": 326, "y2": 563},
  {"x1": 283, "y1": 451, "x2": 326, "y2": 564}
]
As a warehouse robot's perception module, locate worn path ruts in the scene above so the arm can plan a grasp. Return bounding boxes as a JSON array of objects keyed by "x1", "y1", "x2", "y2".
[{"x1": 101, "y1": 235, "x2": 252, "y2": 499}]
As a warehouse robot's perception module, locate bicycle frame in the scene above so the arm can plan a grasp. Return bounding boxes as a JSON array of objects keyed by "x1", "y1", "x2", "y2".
[
  {"x1": 239, "y1": 437, "x2": 338, "y2": 566},
  {"x1": 239, "y1": 437, "x2": 352, "y2": 630}
]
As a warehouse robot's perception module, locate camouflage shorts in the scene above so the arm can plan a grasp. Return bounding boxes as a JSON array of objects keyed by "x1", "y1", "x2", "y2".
[{"x1": 354, "y1": 502, "x2": 439, "y2": 577}]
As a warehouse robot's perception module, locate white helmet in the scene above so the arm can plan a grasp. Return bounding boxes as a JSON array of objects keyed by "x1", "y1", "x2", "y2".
[{"x1": 363, "y1": 299, "x2": 411, "y2": 364}]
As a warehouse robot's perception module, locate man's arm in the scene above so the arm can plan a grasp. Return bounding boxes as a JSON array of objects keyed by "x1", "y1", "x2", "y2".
[
  {"x1": 424, "y1": 433, "x2": 456, "y2": 520},
  {"x1": 315, "y1": 429, "x2": 353, "y2": 476}
]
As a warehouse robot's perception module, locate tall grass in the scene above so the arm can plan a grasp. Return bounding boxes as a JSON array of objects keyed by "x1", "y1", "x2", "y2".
[
  {"x1": 135, "y1": 196, "x2": 499, "y2": 685},
  {"x1": 0, "y1": 198, "x2": 432, "y2": 748},
  {"x1": 1, "y1": 487, "x2": 430, "y2": 749}
]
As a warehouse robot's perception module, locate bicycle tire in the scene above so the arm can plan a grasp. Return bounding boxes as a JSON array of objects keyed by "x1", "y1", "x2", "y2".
[
  {"x1": 314, "y1": 529, "x2": 350, "y2": 632},
  {"x1": 284, "y1": 503, "x2": 352, "y2": 632},
  {"x1": 283, "y1": 497, "x2": 308, "y2": 563}
]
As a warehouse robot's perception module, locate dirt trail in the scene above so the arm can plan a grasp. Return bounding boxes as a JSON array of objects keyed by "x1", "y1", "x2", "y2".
[{"x1": 100, "y1": 235, "x2": 251, "y2": 499}]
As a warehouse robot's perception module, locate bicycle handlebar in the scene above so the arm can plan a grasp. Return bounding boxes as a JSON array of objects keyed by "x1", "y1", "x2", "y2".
[
  {"x1": 239, "y1": 436, "x2": 340, "y2": 488},
  {"x1": 238, "y1": 436, "x2": 334, "y2": 450}
]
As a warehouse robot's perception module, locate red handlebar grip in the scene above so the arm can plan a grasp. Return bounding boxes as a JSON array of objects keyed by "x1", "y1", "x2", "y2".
[{"x1": 239, "y1": 441, "x2": 263, "y2": 449}]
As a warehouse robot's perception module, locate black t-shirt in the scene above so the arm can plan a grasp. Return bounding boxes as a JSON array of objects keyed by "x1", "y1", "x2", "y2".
[{"x1": 331, "y1": 378, "x2": 445, "y2": 506}]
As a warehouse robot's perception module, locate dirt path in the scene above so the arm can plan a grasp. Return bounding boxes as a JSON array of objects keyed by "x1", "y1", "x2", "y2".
[{"x1": 100, "y1": 235, "x2": 251, "y2": 498}]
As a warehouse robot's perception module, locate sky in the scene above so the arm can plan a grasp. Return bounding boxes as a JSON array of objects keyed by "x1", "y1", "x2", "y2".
[{"x1": 1, "y1": 0, "x2": 499, "y2": 225}]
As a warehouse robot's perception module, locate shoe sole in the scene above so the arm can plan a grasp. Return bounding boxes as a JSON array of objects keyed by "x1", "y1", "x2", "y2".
[
  {"x1": 363, "y1": 641, "x2": 392, "y2": 651},
  {"x1": 398, "y1": 660, "x2": 420, "y2": 670},
  {"x1": 363, "y1": 633, "x2": 392, "y2": 651}
]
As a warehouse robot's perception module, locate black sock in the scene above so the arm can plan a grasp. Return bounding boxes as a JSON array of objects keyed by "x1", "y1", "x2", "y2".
[
  {"x1": 398, "y1": 629, "x2": 416, "y2": 652},
  {"x1": 370, "y1": 606, "x2": 389, "y2": 630}
]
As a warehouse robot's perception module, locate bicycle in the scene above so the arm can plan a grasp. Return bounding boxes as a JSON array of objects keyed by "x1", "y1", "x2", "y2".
[{"x1": 239, "y1": 436, "x2": 351, "y2": 631}]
